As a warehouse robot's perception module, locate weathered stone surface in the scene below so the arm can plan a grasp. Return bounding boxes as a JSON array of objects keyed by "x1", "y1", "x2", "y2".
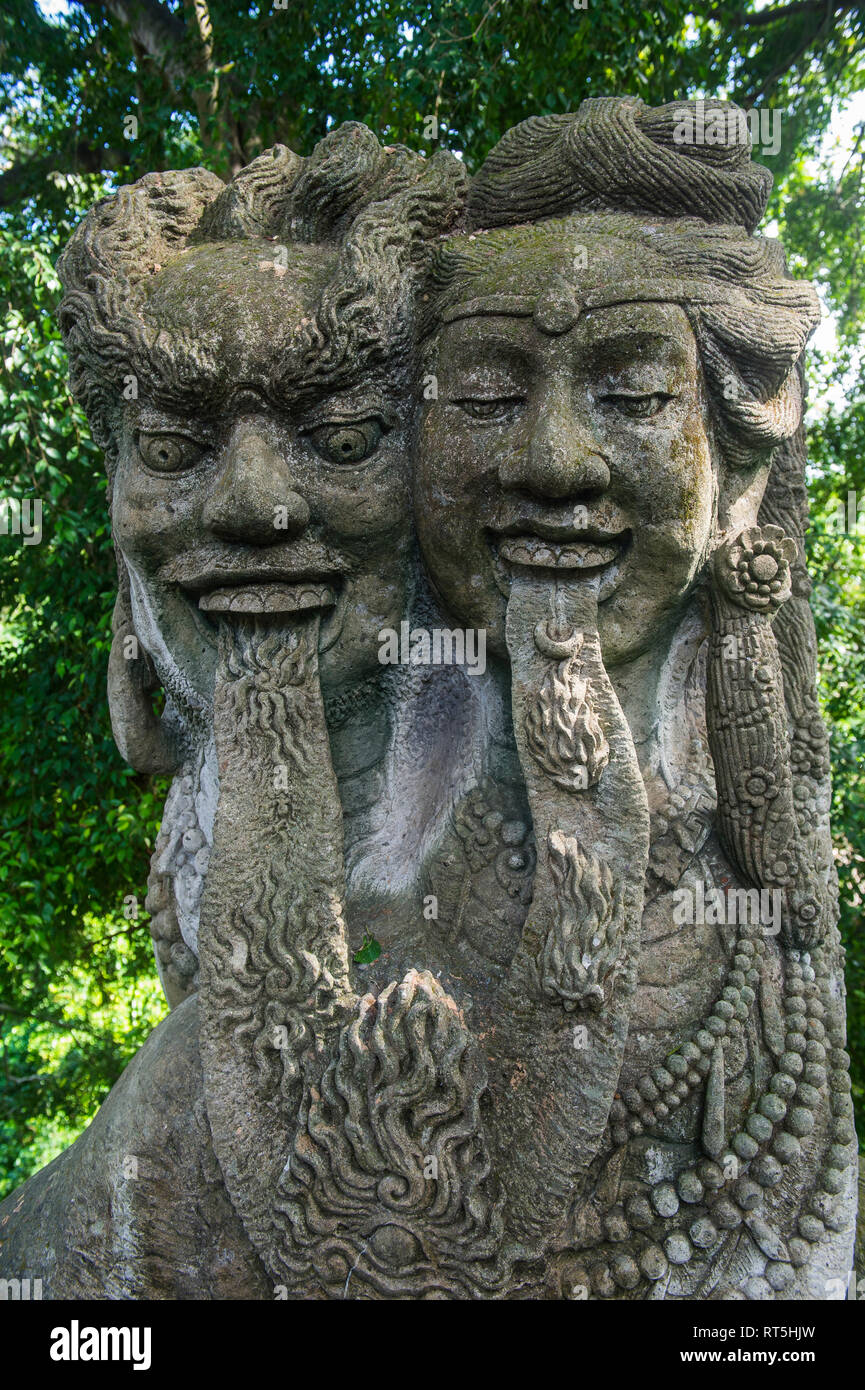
[
  {"x1": 0, "y1": 998, "x2": 268, "y2": 1298},
  {"x1": 0, "y1": 99, "x2": 857, "y2": 1300}
]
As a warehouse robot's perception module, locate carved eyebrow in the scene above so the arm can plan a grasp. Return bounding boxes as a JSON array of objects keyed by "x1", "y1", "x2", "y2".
[
  {"x1": 442, "y1": 329, "x2": 533, "y2": 371},
  {"x1": 581, "y1": 330, "x2": 690, "y2": 367},
  {"x1": 299, "y1": 397, "x2": 400, "y2": 428},
  {"x1": 583, "y1": 328, "x2": 685, "y2": 351},
  {"x1": 440, "y1": 296, "x2": 536, "y2": 323},
  {"x1": 448, "y1": 323, "x2": 526, "y2": 343},
  {"x1": 126, "y1": 401, "x2": 216, "y2": 435}
]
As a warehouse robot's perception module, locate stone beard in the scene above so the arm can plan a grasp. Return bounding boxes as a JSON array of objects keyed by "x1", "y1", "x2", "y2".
[
  {"x1": 199, "y1": 612, "x2": 505, "y2": 1297},
  {"x1": 0, "y1": 99, "x2": 856, "y2": 1302}
]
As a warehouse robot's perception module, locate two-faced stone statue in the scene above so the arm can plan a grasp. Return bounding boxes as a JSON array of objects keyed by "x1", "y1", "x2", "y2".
[{"x1": 0, "y1": 100, "x2": 857, "y2": 1301}]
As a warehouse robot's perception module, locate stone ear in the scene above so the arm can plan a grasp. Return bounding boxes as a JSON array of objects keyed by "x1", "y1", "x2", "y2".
[
  {"x1": 715, "y1": 455, "x2": 772, "y2": 541},
  {"x1": 107, "y1": 587, "x2": 179, "y2": 775}
]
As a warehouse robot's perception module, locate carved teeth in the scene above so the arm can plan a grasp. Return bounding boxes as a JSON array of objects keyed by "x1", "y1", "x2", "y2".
[
  {"x1": 558, "y1": 543, "x2": 618, "y2": 568},
  {"x1": 198, "y1": 582, "x2": 337, "y2": 614},
  {"x1": 498, "y1": 536, "x2": 620, "y2": 569}
]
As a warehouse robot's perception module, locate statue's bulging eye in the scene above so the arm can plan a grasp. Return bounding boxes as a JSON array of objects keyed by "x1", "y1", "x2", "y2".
[
  {"x1": 309, "y1": 419, "x2": 383, "y2": 465},
  {"x1": 601, "y1": 393, "x2": 672, "y2": 419},
  {"x1": 137, "y1": 431, "x2": 205, "y2": 473},
  {"x1": 456, "y1": 398, "x2": 523, "y2": 422}
]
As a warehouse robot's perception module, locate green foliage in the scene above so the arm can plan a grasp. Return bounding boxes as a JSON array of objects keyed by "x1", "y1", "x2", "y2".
[
  {"x1": 0, "y1": 210, "x2": 167, "y2": 1196},
  {"x1": 803, "y1": 395, "x2": 865, "y2": 1114},
  {"x1": 0, "y1": 0, "x2": 863, "y2": 1191},
  {"x1": 770, "y1": 122, "x2": 865, "y2": 1115},
  {"x1": 353, "y1": 932, "x2": 382, "y2": 964},
  {"x1": 2, "y1": 0, "x2": 863, "y2": 194}
]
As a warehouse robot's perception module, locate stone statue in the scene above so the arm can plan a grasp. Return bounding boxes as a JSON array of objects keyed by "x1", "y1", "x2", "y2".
[{"x1": 0, "y1": 99, "x2": 857, "y2": 1301}]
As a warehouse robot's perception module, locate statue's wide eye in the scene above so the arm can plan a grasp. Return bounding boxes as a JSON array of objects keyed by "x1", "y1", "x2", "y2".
[
  {"x1": 308, "y1": 419, "x2": 383, "y2": 465},
  {"x1": 137, "y1": 431, "x2": 205, "y2": 473}
]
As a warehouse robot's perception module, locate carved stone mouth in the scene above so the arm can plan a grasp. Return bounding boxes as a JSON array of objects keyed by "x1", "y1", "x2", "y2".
[
  {"x1": 489, "y1": 531, "x2": 631, "y2": 598},
  {"x1": 198, "y1": 580, "x2": 338, "y2": 614}
]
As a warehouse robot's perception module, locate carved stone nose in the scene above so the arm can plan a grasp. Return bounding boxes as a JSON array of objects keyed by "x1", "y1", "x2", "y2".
[
  {"x1": 203, "y1": 427, "x2": 310, "y2": 543},
  {"x1": 499, "y1": 393, "x2": 611, "y2": 500}
]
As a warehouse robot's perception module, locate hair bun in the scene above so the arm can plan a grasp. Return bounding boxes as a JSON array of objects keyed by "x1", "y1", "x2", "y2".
[{"x1": 468, "y1": 97, "x2": 772, "y2": 235}]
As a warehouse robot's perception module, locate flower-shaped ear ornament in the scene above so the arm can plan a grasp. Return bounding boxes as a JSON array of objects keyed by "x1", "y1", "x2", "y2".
[{"x1": 713, "y1": 525, "x2": 798, "y2": 615}]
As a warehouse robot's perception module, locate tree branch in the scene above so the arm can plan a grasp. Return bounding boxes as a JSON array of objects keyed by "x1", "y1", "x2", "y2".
[
  {"x1": 0, "y1": 1002, "x2": 95, "y2": 1036},
  {"x1": 434, "y1": 0, "x2": 503, "y2": 46},
  {"x1": 737, "y1": 0, "x2": 860, "y2": 26},
  {"x1": 731, "y1": 0, "x2": 840, "y2": 106},
  {"x1": 81, "y1": 0, "x2": 187, "y2": 84},
  {"x1": 184, "y1": 0, "x2": 222, "y2": 150}
]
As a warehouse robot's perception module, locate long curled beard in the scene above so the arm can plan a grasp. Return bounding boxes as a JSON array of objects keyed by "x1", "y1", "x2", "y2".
[{"x1": 197, "y1": 615, "x2": 505, "y2": 1298}]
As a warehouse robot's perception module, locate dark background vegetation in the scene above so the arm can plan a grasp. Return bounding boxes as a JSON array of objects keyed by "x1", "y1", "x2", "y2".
[{"x1": 0, "y1": 0, "x2": 863, "y2": 1194}]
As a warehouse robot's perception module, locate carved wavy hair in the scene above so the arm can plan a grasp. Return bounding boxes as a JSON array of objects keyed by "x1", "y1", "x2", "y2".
[
  {"x1": 57, "y1": 123, "x2": 468, "y2": 470},
  {"x1": 423, "y1": 98, "x2": 819, "y2": 473}
]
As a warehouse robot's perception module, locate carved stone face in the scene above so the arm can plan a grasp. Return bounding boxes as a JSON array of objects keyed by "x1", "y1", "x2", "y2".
[
  {"x1": 111, "y1": 239, "x2": 412, "y2": 695},
  {"x1": 416, "y1": 239, "x2": 722, "y2": 666}
]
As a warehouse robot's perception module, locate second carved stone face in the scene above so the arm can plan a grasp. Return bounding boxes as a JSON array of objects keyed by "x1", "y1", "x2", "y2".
[
  {"x1": 111, "y1": 239, "x2": 413, "y2": 698},
  {"x1": 415, "y1": 234, "x2": 719, "y2": 665}
]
